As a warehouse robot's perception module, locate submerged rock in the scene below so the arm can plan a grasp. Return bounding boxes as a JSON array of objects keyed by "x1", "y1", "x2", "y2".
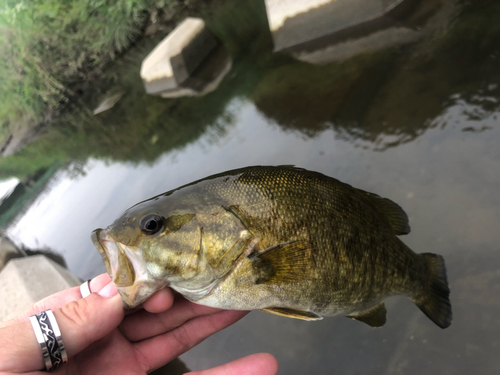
[{"x1": 93, "y1": 91, "x2": 125, "y2": 115}]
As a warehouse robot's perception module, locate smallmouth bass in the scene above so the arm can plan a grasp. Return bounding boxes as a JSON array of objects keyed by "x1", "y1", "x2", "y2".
[{"x1": 92, "y1": 166, "x2": 452, "y2": 328}]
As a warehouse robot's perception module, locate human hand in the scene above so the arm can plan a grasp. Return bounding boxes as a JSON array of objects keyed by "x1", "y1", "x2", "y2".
[{"x1": 0, "y1": 273, "x2": 278, "y2": 374}]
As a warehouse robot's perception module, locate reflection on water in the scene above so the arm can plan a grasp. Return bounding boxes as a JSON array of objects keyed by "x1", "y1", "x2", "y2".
[{"x1": 2, "y1": 0, "x2": 500, "y2": 373}]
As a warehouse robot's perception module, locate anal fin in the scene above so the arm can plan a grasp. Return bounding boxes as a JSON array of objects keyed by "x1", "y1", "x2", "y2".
[
  {"x1": 261, "y1": 307, "x2": 323, "y2": 321},
  {"x1": 346, "y1": 301, "x2": 387, "y2": 327}
]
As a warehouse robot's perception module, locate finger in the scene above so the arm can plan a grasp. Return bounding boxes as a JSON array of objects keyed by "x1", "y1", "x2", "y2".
[
  {"x1": 141, "y1": 287, "x2": 175, "y2": 314},
  {"x1": 134, "y1": 309, "x2": 248, "y2": 372},
  {"x1": 186, "y1": 353, "x2": 279, "y2": 375},
  {"x1": 121, "y1": 295, "x2": 227, "y2": 342},
  {"x1": 53, "y1": 290, "x2": 124, "y2": 359},
  {"x1": 120, "y1": 288, "x2": 175, "y2": 317},
  {"x1": 0, "y1": 288, "x2": 123, "y2": 373},
  {"x1": 2, "y1": 274, "x2": 111, "y2": 326}
]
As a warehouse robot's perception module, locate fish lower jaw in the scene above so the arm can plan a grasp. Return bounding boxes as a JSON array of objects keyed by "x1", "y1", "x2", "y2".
[{"x1": 118, "y1": 277, "x2": 169, "y2": 309}]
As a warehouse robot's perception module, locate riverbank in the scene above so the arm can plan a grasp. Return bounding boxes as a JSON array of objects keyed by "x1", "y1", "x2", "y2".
[
  {"x1": 0, "y1": 0, "x2": 270, "y2": 182},
  {"x1": 0, "y1": 0, "x2": 213, "y2": 154}
]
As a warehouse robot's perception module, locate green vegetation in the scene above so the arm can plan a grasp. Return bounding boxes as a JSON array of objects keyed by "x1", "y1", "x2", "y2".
[
  {"x1": 0, "y1": 0, "x2": 271, "y2": 180},
  {"x1": 0, "y1": 0, "x2": 271, "y2": 143},
  {"x1": 0, "y1": 0, "x2": 169, "y2": 139}
]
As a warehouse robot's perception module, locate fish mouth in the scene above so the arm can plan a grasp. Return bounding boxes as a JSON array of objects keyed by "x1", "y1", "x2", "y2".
[{"x1": 91, "y1": 229, "x2": 168, "y2": 309}]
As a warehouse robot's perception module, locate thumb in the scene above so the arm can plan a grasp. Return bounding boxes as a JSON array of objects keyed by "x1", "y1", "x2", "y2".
[
  {"x1": 53, "y1": 283, "x2": 124, "y2": 359},
  {"x1": 187, "y1": 353, "x2": 279, "y2": 375}
]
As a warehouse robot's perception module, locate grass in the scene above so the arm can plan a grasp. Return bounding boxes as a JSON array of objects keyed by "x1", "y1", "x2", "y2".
[{"x1": 0, "y1": 0, "x2": 170, "y2": 141}]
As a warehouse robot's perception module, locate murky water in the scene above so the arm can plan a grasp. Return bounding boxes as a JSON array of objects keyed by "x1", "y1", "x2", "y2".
[{"x1": 3, "y1": 0, "x2": 500, "y2": 373}]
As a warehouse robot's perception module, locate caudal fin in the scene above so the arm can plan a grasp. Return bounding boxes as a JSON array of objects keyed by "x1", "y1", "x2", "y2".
[{"x1": 413, "y1": 253, "x2": 452, "y2": 329}]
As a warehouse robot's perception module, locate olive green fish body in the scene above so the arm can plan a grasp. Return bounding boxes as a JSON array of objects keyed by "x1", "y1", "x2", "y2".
[{"x1": 92, "y1": 166, "x2": 452, "y2": 328}]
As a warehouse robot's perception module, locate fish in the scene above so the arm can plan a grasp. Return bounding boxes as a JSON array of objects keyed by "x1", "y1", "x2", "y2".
[{"x1": 91, "y1": 166, "x2": 452, "y2": 329}]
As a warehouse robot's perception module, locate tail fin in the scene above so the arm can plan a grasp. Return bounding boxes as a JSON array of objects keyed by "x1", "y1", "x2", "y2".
[{"x1": 413, "y1": 253, "x2": 452, "y2": 329}]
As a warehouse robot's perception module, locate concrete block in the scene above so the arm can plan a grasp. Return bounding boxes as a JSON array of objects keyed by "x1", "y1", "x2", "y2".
[
  {"x1": 160, "y1": 45, "x2": 232, "y2": 98},
  {"x1": 265, "y1": 0, "x2": 454, "y2": 64},
  {"x1": 0, "y1": 255, "x2": 81, "y2": 325},
  {"x1": 265, "y1": 0, "x2": 403, "y2": 52},
  {"x1": 141, "y1": 17, "x2": 219, "y2": 96}
]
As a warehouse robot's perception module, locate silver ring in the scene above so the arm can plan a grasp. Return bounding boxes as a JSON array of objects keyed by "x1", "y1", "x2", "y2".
[
  {"x1": 29, "y1": 309, "x2": 68, "y2": 371},
  {"x1": 80, "y1": 279, "x2": 92, "y2": 298}
]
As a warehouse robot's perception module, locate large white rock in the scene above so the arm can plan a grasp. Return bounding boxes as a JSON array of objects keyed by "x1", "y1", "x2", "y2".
[
  {"x1": 265, "y1": 0, "x2": 403, "y2": 51},
  {"x1": 265, "y1": 0, "x2": 455, "y2": 64},
  {"x1": 0, "y1": 255, "x2": 81, "y2": 325},
  {"x1": 140, "y1": 17, "x2": 218, "y2": 96}
]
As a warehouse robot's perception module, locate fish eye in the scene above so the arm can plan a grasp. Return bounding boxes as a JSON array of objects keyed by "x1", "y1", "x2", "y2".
[{"x1": 139, "y1": 214, "x2": 163, "y2": 235}]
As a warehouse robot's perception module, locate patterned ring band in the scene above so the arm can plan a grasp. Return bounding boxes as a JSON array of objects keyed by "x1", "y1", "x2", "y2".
[
  {"x1": 29, "y1": 310, "x2": 68, "y2": 371},
  {"x1": 80, "y1": 279, "x2": 92, "y2": 298}
]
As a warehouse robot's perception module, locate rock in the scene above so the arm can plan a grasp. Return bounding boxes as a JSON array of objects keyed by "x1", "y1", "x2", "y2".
[
  {"x1": 0, "y1": 255, "x2": 81, "y2": 325},
  {"x1": 159, "y1": 45, "x2": 232, "y2": 98},
  {"x1": 93, "y1": 91, "x2": 125, "y2": 115},
  {"x1": 140, "y1": 17, "x2": 219, "y2": 96},
  {"x1": 265, "y1": 0, "x2": 404, "y2": 52},
  {"x1": 264, "y1": 0, "x2": 454, "y2": 64},
  {"x1": 0, "y1": 125, "x2": 40, "y2": 157}
]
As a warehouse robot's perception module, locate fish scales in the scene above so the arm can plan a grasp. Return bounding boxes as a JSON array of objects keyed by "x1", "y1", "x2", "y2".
[
  {"x1": 201, "y1": 168, "x2": 415, "y2": 309},
  {"x1": 92, "y1": 166, "x2": 452, "y2": 329}
]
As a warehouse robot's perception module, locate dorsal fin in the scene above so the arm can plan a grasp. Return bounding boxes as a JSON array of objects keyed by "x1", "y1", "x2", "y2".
[
  {"x1": 249, "y1": 240, "x2": 315, "y2": 285},
  {"x1": 346, "y1": 301, "x2": 387, "y2": 327},
  {"x1": 261, "y1": 307, "x2": 323, "y2": 321},
  {"x1": 355, "y1": 189, "x2": 411, "y2": 235}
]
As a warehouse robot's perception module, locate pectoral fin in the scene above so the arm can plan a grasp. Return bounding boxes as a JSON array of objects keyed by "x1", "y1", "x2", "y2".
[
  {"x1": 249, "y1": 240, "x2": 315, "y2": 284},
  {"x1": 261, "y1": 307, "x2": 323, "y2": 321},
  {"x1": 346, "y1": 301, "x2": 387, "y2": 327}
]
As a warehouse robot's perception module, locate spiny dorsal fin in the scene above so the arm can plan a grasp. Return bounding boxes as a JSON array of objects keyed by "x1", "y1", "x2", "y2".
[
  {"x1": 356, "y1": 189, "x2": 411, "y2": 235},
  {"x1": 346, "y1": 301, "x2": 387, "y2": 327},
  {"x1": 261, "y1": 307, "x2": 323, "y2": 321},
  {"x1": 249, "y1": 240, "x2": 315, "y2": 284},
  {"x1": 412, "y1": 253, "x2": 452, "y2": 329}
]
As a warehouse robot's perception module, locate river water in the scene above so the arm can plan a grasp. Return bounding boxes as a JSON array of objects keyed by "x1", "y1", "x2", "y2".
[{"x1": 4, "y1": 0, "x2": 500, "y2": 373}]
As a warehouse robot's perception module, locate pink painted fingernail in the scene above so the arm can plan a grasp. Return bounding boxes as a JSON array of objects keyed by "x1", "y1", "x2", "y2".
[{"x1": 98, "y1": 282, "x2": 119, "y2": 298}]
